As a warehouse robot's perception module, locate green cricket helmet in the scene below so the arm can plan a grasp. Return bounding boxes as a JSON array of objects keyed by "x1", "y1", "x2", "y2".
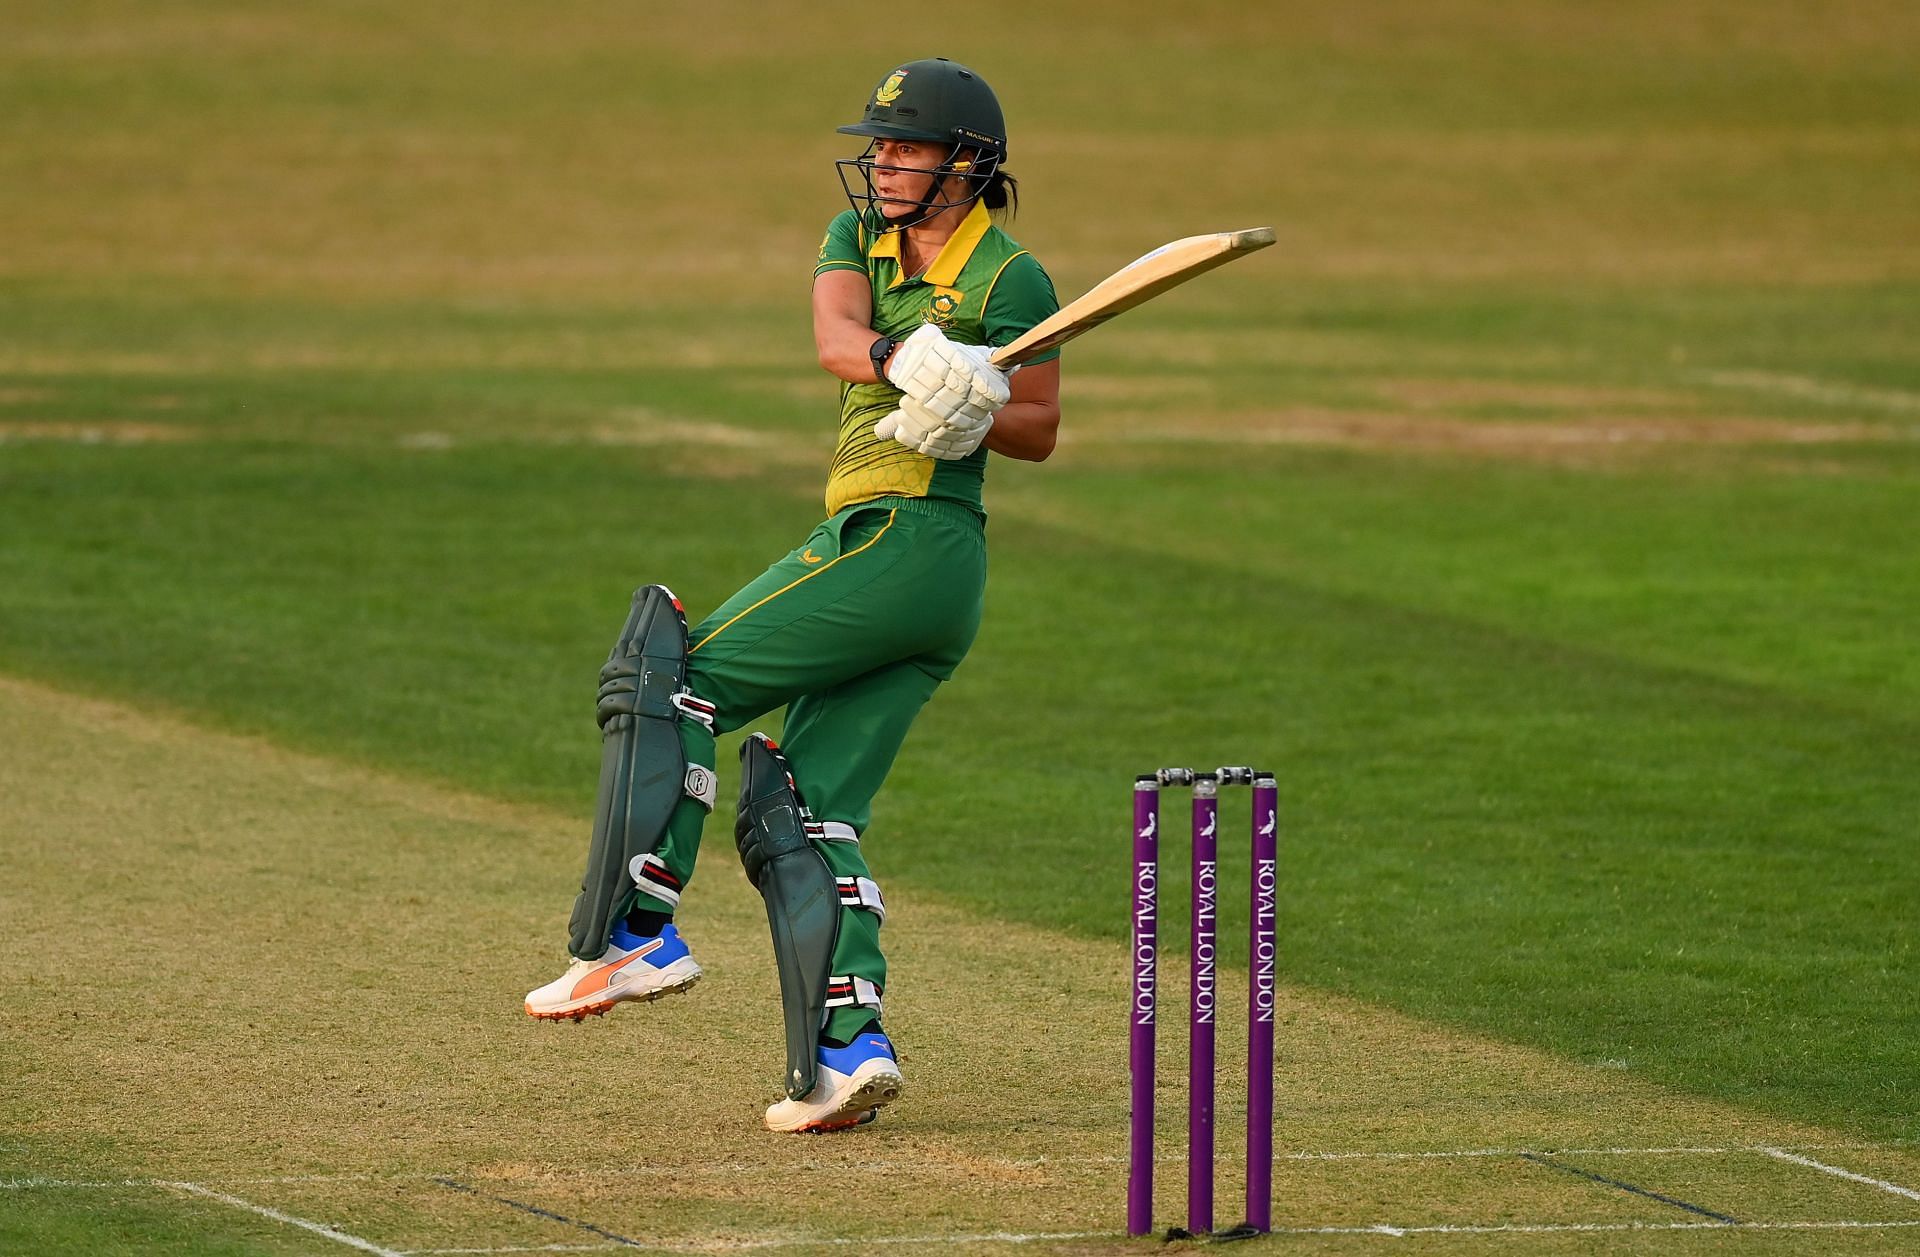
[{"x1": 836, "y1": 58, "x2": 1006, "y2": 230}]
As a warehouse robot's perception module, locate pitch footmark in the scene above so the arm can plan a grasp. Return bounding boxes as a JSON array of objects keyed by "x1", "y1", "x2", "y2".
[
  {"x1": 1518, "y1": 1152, "x2": 1738, "y2": 1223},
  {"x1": 430, "y1": 1176, "x2": 644, "y2": 1247}
]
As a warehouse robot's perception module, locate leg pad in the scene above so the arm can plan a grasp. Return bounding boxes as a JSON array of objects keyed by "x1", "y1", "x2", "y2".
[
  {"x1": 567, "y1": 586, "x2": 709, "y2": 959},
  {"x1": 736, "y1": 733, "x2": 841, "y2": 1100}
]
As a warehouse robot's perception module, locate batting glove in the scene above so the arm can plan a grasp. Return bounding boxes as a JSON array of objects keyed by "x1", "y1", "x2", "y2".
[
  {"x1": 875, "y1": 396, "x2": 995, "y2": 460},
  {"x1": 884, "y1": 323, "x2": 1011, "y2": 421}
]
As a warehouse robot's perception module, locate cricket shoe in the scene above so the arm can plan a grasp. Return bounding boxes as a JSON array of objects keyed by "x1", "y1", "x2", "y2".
[
  {"x1": 763, "y1": 1032, "x2": 904, "y2": 1133},
  {"x1": 523, "y1": 922, "x2": 702, "y2": 1022}
]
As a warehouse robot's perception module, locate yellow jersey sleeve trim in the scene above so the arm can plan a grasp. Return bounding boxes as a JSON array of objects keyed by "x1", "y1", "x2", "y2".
[
  {"x1": 813, "y1": 260, "x2": 869, "y2": 277},
  {"x1": 688, "y1": 510, "x2": 900, "y2": 655},
  {"x1": 979, "y1": 248, "x2": 1033, "y2": 326}
]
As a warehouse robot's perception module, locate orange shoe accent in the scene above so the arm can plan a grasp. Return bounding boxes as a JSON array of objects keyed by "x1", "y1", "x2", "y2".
[
  {"x1": 524, "y1": 999, "x2": 614, "y2": 1022},
  {"x1": 524, "y1": 969, "x2": 701, "y2": 1022},
  {"x1": 801, "y1": 1113, "x2": 868, "y2": 1133},
  {"x1": 567, "y1": 938, "x2": 664, "y2": 1001}
]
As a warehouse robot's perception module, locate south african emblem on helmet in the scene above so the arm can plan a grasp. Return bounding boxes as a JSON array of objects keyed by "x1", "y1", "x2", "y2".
[{"x1": 874, "y1": 71, "x2": 908, "y2": 106}]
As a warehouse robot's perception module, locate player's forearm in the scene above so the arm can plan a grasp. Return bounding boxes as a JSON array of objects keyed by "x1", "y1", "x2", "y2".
[
  {"x1": 984, "y1": 400, "x2": 1060, "y2": 462},
  {"x1": 816, "y1": 317, "x2": 893, "y2": 385}
]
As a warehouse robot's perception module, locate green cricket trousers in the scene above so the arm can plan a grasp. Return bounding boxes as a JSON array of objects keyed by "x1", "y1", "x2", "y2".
[{"x1": 636, "y1": 494, "x2": 986, "y2": 1040}]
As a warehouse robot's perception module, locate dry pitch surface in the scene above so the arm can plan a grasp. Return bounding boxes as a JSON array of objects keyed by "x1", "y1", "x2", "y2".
[{"x1": 4, "y1": 676, "x2": 1918, "y2": 1255}]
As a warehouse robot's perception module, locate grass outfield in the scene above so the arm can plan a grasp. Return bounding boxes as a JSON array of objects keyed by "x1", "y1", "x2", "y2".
[{"x1": 4, "y1": 0, "x2": 1919, "y2": 1250}]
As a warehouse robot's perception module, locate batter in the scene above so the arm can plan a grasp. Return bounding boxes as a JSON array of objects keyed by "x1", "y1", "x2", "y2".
[{"x1": 524, "y1": 57, "x2": 1061, "y2": 1134}]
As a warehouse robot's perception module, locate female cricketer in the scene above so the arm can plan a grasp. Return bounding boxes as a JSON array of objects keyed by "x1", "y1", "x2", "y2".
[{"x1": 523, "y1": 58, "x2": 1062, "y2": 1133}]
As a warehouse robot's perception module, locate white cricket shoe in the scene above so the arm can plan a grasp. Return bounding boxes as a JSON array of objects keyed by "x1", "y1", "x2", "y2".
[
  {"x1": 523, "y1": 922, "x2": 702, "y2": 1022},
  {"x1": 764, "y1": 1032, "x2": 904, "y2": 1133}
]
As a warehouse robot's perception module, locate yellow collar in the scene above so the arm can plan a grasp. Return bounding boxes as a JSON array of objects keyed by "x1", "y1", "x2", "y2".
[{"x1": 869, "y1": 200, "x2": 992, "y2": 289}]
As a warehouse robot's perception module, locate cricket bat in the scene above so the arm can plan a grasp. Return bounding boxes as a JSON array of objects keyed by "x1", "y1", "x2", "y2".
[{"x1": 989, "y1": 227, "x2": 1275, "y2": 369}]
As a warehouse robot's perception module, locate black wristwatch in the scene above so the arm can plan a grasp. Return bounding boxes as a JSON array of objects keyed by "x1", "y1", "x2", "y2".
[{"x1": 868, "y1": 334, "x2": 897, "y2": 383}]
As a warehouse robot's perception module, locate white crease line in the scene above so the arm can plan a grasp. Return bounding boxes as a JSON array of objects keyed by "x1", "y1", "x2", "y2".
[
  {"x1": 1760, "y1": 1147, "x2": 1920, "y2": 1202},
  {"x1": 1, "y1": 1172, "x2": 388, "y2": 1189},
  {"x1": 1282, "y1": 1140, "x2": 1914, "y2": 1162},
  {"x1": 761, "y1": 1233, "x2": 1103, "y2": 1249},
  {"x1": 6, "y1": 1139, "x2": 1912, "y2": 1191},
  {"x1": 397, "y1": 1220, "x2": 1920, "y2": 1254},
  {"x1": 397, "y1": 1235, "x2": 1104, "y2": 1255},
  {"x1": 162, "y1": 1181, "x2": 406, "y2": 1257},
  {"x1": 441, "y1": 1139, "x2": 1920, "y2": 1178},
  {"x1": 18, "y1": 1175, "x2": 1920, "y2": 1254},
  {"x1": 1285, "y1": 1144, "x2": 1725, "y2": 1161},
  {"x1": 1277, "y1": 1219, "x2": 1920, "y2": 1237}
]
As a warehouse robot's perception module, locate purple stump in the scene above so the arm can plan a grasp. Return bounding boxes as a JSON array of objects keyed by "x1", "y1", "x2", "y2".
[
  {"x1": 1188, "y1": 774, "x2": 1219, "y2": 1236},
  {"x1": 1128, "y1": 776, "x2": 1160, "y2": 1237},
  {"x1": 1246, "y1": 775, "x2": 1279, "y2": 1233}
]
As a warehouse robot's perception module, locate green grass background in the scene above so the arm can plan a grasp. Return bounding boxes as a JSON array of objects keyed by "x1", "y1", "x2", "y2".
[{"x1": 3, "y1": 0, "x2": 1916, "y2": 1198}]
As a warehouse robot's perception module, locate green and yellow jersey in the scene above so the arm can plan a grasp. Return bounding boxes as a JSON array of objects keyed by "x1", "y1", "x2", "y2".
[{"x1": 813, "y1": 200, "x2": 1060, "y2": 518}]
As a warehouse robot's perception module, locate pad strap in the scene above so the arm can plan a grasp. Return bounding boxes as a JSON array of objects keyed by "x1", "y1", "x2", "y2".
[
  {"x1": 671, "y1": 691, "x2": 716, "y2": 732},
  {"x1": 835, "y1": 876, "x2": 887, "y2": 924},
  {"x1": 825, "y1": 975, "x2": 884, "y2": 1012},
  {"x1": 683, "y1": 763, "x2": 717, "y2": 811},
  {"x1": 628, "y1": 852, "x2": 683, "y2": 909}
]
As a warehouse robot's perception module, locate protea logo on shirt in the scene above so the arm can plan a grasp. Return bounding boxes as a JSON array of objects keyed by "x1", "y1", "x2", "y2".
[
  {"x1": 874, "y1": 71, "x2": 908, "y2": 106},
  {"x1": 925, "y1": 289, "x2": 962, "y2": 328}
]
